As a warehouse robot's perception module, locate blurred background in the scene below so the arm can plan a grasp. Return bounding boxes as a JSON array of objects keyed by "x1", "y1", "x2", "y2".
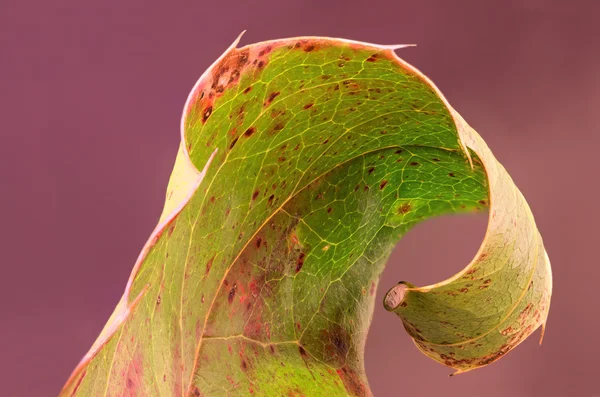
[{"x1": 1, "y1": 1, "x2": 597, "y2": 396}]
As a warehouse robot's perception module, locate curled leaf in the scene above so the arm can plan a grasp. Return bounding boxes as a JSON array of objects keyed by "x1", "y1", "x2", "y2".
[{"x1": 61, "y1": 34, "x2": 551, "y2": 396}]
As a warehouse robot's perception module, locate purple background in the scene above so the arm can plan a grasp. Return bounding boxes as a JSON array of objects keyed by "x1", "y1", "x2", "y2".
[{"x1": 1, "y1": 1, "x2": 598, "y2": 396}]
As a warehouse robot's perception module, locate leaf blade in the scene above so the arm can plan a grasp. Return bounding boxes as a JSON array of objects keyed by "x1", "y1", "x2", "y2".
[{"x1": 61, "y1": 35, "x2": 551, "y2": 397}]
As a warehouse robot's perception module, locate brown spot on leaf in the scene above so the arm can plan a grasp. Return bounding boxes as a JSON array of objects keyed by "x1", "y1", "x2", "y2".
[
  {"x1": 379, "y1": 180, "x2": 388, "y2": 189},
  {"x1": 265, "y1": 91, "x2": 280, "y2": 106},
  {"x1": 329, "y1": 326, "x2": 349, "y2": 358},
  {"x1": 268, "y1": 194, "x2": 275, "y2": 206},
  {"x1": 296, "y1": 253, "x2": 305, "y2": 273},
  {"x1": 202, "y1": 106, "x2": 213, "y2": 123},
  {"x1": 255, "y1": 236, "x2": 262, "y2": 248},
  {"x1": 368, "y1": 167, "x2": 375, "y2": 175},
  {"x1": 398, "y1": 203, "x2": 412, "y2": 214},
  {"x1": 244, "y1": 126, "x2": 256, "y2": 137},
  {"x1": 252, "y1": 190, "x2": 259, "y2": 200},
  {"x1": 448, "y1": 173, "x2": 455, "y2": 177},
  {"x1": 410, "y1": 161, "x2": 419, "y2": 166},
  {"x1": 519, "y1": 303, "x2": 533, "y2": 323},
  {"x1": 237, "y1": 49, "x2": 249, "y2": 66},
  {"x1": 229, "y1": 136, "x2": 239, "y2": 150},
  {"x1": 243, "y1": 86, "x2": 252, "y2": 94},
  {"x1": 303, "y1": 103, "x2": 314, "y2": 110},
  {"x1": 299, "y1": 345, "x2": 307, "y2": 356},
  {"x1": 228, "y1": 283, "x2": 237, "y2": 304},
  {"x1": 206, "y1": 256, "x2": 215, "y2": 275}
]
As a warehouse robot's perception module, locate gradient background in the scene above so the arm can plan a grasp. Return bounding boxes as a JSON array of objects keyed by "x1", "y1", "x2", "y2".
[{"x1": 1, "y1": 1, "x2": 598, "y2": 396}]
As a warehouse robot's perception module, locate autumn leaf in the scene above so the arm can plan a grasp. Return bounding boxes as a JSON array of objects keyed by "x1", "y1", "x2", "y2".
[{"x1": 60, "y1": 34, "x2": 552, "y2": 396}]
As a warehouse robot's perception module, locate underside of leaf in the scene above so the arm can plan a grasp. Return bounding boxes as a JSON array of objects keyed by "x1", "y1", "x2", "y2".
[{"x1": 61, "y1": 34, "x2": 552, "y2": 397}]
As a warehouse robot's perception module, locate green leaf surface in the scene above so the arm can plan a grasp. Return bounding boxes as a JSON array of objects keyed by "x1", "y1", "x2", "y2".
[{"x1": 61, "y1": 34, "x2": 552, "y2": 397}]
